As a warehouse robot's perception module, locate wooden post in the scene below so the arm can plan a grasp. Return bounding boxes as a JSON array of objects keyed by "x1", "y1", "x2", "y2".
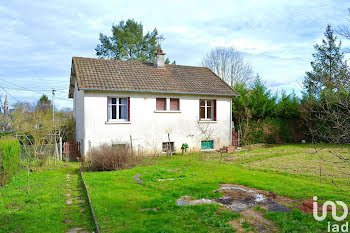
[
  {"x1": 130, "y1": 135, "x2": 133, "y2": 152},
  {"x1": 59, "y1": 137, "x2": 63, "y2": 160},
  {"x1": 168, "y1": 133, "x2": 172, "y2": 158}
]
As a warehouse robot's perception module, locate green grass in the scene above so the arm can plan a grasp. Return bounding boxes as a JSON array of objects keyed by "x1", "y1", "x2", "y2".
[
  {"x1": 82, "y1": 144, "x2": 349, "y2": 233},
  {"x1": 0, "y1": 163, "x2": 95, "y2": 232}
]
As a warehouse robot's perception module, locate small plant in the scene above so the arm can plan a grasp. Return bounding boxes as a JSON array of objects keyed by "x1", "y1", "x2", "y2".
[
  {"x1": 241, "y1": 221, "x2": 255, "y2": 232},
  {"x1": 255, "y1": 205, "x2": 266, "y2": 213},
  {"x1": 181, "y1": 143, "x2": 189, "y2": 155}
]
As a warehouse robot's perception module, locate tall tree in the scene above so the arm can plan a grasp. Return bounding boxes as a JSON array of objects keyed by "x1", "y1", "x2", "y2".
[
  {"x1": 202, "y1": 47, "x2": 254, "y2": 87},
  {"x1": 36, "y1": 95, "x2": 52, "y2": 112},
  {"x1": 96, "y1": 19, "x2": 158, "y2": 62},
  {"x1": 304, "y1": 25, "x2": 349, "y2": 97}
]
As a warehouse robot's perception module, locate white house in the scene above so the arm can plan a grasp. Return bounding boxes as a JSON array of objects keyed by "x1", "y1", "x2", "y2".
[{"x1": 68, "y1": 50, "x2": 238, "y2": 155}]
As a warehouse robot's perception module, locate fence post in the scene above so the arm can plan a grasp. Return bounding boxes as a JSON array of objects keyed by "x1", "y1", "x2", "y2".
[{"x1": 59, "y1": 137, "x2": 62, "y2": 160}]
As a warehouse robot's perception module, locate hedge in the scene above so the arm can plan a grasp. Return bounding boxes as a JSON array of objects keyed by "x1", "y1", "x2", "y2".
[{"x1": 0, "y1": 137, "x2": 20, "y2": 186}]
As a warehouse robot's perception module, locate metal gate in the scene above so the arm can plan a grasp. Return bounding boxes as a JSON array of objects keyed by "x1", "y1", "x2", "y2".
[
  {"x1": 63, "y1": 141, "x2": 80, "y2": 161},
  {"x1": 232, "y1": 130, "x2": 239, "y2": 147}
]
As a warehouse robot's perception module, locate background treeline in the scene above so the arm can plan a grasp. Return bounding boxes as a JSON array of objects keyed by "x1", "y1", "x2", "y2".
[
  {"x1": 229, "y1": 25, "x2": 350, "y2": 145},
  {"x1": 232, "y1": 78, "x2": 301, "y2": 145}
]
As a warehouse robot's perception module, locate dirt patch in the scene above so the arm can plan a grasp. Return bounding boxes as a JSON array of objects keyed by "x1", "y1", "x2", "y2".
[
  {"x1": 241, "y1": 209, "x2": 278, "y2": 233},
  {"x1": 228, "y1": 219, "x2": 254, "y2": 233},
  {"x1": 177, "y1": 184, "x2": 297, "y2": 232},
  {"x1": 214, "y1": 184, "x2": 294, "y2": 213},
  {"x1": 177, "y1": 184, "x2": 295, "y2": 212}
]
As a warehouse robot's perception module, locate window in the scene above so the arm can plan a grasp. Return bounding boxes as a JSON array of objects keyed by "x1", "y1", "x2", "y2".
[
  {"x1": 162, "y1": 142, "x2": 174, "y2": 152},
  {"x1": 170, "y1": 98, "x2": 179, "y2": 111},
  {"x1": 201, "y1": 140, "x2": 214, "y2": 149},
  {"x1": 200, "y1": 99, "x2": 216, "y2": 120},
  {"x1": 108, "y1": 97, "x2": 129, "y2": 121},
  {"x1": 156, "y1": 98, "x2": 166, "y2": 111}
]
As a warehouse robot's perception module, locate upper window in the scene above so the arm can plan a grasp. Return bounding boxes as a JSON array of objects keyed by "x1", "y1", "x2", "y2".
[
  {"x1": 200, "y1": 99, "x2": 216, "y2": 120},
  {"x1": 108, "y1": 97, "x2": 128, "y2": 121},
  {"x1": 156, "y1": 98, "x2": 166, "y2": 111},
  {"x1": 170, "y1": 98, "x2": 180, "y2": 111}
]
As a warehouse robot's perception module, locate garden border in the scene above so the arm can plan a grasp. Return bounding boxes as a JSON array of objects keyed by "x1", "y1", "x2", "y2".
[{"x1": 79, "y1": 170, "x2": 100, "y2": 233}]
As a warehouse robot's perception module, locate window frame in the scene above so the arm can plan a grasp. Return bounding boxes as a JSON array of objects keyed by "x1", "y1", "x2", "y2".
[
  {"x1": 170, "y1": 98, "x2": 180, "y2": 111},
  {"x1": 162, "y1": 142, "x2": 175, "y2": 153},
  {"x1": 154, "y1": 98, "x2": 181, "y2": 112},
  {"x1": 108, "y1": 97, "x2": 129, "y2": 121},
  {"x1": 200, "y1": 99, "x2": 215, "y2": 121},
  {"x1": 201, "y1": 140, "x2": 214, "y2": 150},
  {"x1": 156, "y1": 98, "x2": 167, "y2": 111}
]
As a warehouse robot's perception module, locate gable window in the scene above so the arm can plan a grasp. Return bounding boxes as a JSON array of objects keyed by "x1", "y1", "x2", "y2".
[
  {"x1": 170, "y1": 98, "x2": 179, "y2": 111},
  {"x1": 108, "y1": 97, "x2": 129, "y2": 121},
  {"x1": 156, "y1": 98, "x2": 166, "y2": 111},
  {"x1": 200, "y1": 99, "x2": 216, "y2": 121}
]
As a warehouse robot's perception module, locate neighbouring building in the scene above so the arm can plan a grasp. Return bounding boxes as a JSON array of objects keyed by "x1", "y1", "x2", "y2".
[{"x1": 69, "y1": 50, "x2": 238, "y2": 155}]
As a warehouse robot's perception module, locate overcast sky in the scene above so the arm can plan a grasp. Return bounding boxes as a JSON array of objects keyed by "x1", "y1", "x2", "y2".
[{"x1": 1, "y1": 0, "x2": 350, "y2": 109}]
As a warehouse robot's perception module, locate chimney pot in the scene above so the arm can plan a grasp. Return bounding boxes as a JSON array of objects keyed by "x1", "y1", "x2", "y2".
[{"x1": 155, "y1": 49, "x2": 166, "y2": 68}]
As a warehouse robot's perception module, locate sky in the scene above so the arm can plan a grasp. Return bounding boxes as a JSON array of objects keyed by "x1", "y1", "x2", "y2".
[{"x1": 1, "y1": 0, "x2": 350, "y2": 109}]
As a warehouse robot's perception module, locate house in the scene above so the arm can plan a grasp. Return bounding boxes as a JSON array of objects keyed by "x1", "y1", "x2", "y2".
[{"x1": 68, "y1": 50, "x2": 238, "y2": 155}]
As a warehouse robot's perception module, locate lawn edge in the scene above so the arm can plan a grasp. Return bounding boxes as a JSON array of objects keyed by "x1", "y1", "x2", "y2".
[{"x1": 80, "y1": 169, "x2": 100, "y2": 233}]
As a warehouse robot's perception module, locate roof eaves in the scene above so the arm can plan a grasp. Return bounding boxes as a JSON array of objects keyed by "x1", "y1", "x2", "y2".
[{"x1": 80, "y1": 88, "x2": 237, "y2": 97}]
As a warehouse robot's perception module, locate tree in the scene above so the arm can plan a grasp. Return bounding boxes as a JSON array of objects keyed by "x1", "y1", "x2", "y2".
[
  {"x1": 36, "y1": 95, "x2": 52, "y2": 112},
  {"x1": 337, "y1": 8, "x2": 350, "y2": 41},
  {"x1": 96, "y1": 19, "x2": 158, "y2": 62},
  {"x1": 304, "y1": 25, "x2": 349, "y2": 97},
  {"x1": 301, "y1": 25, "x2": 350, "y2": 190},
  {"x1": 202, "y1": 47, "x2": 254, "y2": 87},
  {"x1": 165, "y1": 58, "x2": 176, "y2": 65}
]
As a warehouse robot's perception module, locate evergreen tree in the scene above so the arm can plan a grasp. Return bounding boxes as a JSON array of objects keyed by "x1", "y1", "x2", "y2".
[
  {"x1": 304, "y1": 25, "x2": 349, "y2": 97},
  {"x1": 96, "y1": 19, "x2": 158, "y2": 62},
  {"x1": 36, "y1": 95, "x2": 52, "y2": 112},
  {"x1": 248, "y1": 75, "x2": 276, "y2": 119}
]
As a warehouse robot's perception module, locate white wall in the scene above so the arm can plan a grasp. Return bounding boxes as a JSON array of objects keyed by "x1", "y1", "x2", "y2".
[
  {"x1": 73, "y1": 81, "x2": 84, "y2": 149},
  {"x1": 76, "y1": 90, "x2": 232, "y2": 155}
]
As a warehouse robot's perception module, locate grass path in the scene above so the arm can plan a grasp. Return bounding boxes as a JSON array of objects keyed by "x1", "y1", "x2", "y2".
[
  {"x1": 64, "y1": 168, "x2": 95, "y2": 233},
  {"x1": 0, "y1": 163, "x2": 95, "y2": 232}
]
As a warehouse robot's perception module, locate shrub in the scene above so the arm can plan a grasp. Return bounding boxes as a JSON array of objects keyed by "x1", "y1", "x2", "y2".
[
  {"x1": 83, "y1": 144, "x2": 137, "y2": 171},
  {"x1": 0, "y1": 137, "x2": 20, "y2": 186}
]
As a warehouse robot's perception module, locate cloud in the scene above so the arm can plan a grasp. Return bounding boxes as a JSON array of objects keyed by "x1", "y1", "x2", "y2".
[{"x1": 0, "y1": 0, "x2": 350, "y2": 108}]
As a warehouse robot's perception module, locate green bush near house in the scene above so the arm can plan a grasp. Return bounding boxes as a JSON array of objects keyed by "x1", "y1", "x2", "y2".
[{"x1": 0, "y1": 137, "x2": 20, "y2": 186}]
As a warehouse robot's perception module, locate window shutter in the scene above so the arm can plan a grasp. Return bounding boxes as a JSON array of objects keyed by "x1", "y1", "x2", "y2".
[
  {"x1": 213, "y1": 99, "x2": 217, "y2": 121},
  {"x1": 128, "y1": 97, "x2": 130, "y2": 122},
  {"x1": 107, "y1": 97, "x2": 109, "y2": 121}
]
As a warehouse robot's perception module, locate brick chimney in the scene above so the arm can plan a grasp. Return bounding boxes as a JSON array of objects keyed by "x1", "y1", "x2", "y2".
[{"x1": 155, "y1": 49, "x2": 165, "y2": 68}]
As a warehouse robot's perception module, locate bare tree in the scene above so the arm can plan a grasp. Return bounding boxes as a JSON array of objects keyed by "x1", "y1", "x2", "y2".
[
  {"x1": 202, "y1": 47, "x2": 254, "y2": 87},
  {"x1": 337, "y1": 8, "x2": 350, "y2": 40}
]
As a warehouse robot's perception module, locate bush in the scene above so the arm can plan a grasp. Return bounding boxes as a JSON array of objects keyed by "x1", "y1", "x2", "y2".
[
  {"x1": 83, "y1": 144, "x2": 136, "y2": 171},
  {"x1": 0, "y1": 137, "x2": 20, "y2": 186}
]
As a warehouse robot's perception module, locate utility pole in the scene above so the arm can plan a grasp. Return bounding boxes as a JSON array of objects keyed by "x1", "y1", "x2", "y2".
[{"x1": 52, "y1": 88, "x2": 56, "y2": 127}]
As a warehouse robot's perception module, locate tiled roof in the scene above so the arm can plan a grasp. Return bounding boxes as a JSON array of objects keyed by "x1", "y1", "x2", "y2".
[{"x1": 69, "y1": 57, "x2": 238, "y2": 97}]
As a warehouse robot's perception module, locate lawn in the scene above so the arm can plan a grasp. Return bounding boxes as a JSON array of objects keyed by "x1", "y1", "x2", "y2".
[
  {"x1": 82, "y1": 144, "x2": 350, "y2": 233},
  {"x1": 0, "y1": 163, "x2": 95, "y2": 232}
]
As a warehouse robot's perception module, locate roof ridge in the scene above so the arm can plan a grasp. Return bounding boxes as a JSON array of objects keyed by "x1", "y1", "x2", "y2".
[{"x1": 72, "y1": 56, "x2": 208, "y2": 69}]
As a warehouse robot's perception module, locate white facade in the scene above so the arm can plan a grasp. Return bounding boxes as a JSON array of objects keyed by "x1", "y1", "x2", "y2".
[{"x1": 74, "y1": 84, "x2": 233, "y2": 155}]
